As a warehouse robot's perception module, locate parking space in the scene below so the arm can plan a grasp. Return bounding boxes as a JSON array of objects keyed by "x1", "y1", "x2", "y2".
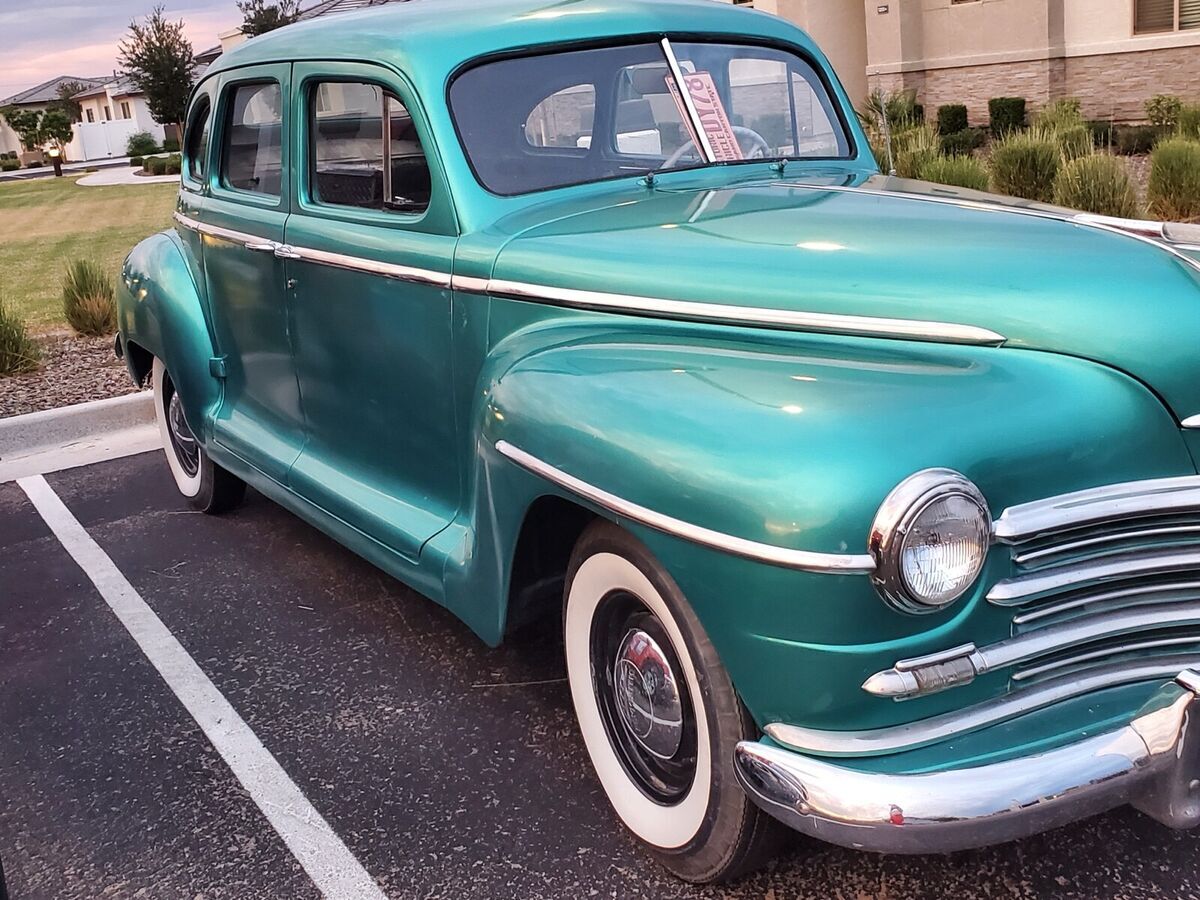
[{"x1": 5, "y1": 452, "x2": 1200, "y2": 898}]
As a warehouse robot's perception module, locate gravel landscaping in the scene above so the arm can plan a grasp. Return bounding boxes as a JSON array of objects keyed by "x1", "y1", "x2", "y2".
[{"x1": 0, "y1": 331, "x2": 143, "y2": 418}]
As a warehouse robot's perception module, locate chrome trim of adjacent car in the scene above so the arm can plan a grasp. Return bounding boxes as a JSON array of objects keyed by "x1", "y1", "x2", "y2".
[
  {"x1": 483, "y1": 278, "x2": 1007, "y2": 345},
  {"x1": 738, "y1": 673, "x2": 1200, "y2": 853},
  {"x1": 987, "y1": 548, "x2": 1200, "y2": 605},
  {"x1": 767, "y1": 656, "x2": 1200, "y2": 756},
  {"x1": 863, "y1": 601, "x2": 1200, "y2": 699},
  {"x1": 993, "y1": 474, "x2": 1200, "y2": 544},
  {"x1": 494, "y1": 440, "x2": 876, "y2": 574}
]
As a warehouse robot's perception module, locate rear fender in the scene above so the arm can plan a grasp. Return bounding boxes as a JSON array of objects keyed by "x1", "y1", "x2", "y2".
[{"x1": 117, "y1": 229, "x2": 219, "y2": 440}]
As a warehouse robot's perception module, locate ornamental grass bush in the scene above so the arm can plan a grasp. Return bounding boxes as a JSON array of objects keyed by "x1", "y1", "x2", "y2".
[
  {"x1": 1178, "y1": 104, "x2": 1200, "y2": 141},
  {"x1": 893, "y1": 123, "x2": 941, "y2": 179},
  {"x1": 917, "y1": 155, "x2": 991, "y2": 192},
  {"x1": 1034, "y1": 98, "x2": 1084, "y2": 131},
  {"x1": 1052, "y1": 154, "x2": 1140, "y2": 218},
  {"x1": 989, "y1": 131, "x2": 1060, "y2": 202},
  {"x1": 1148, "y1": 137, "x2": 1200, "y2": 221},
  {"x1": 1029, "y1": 122, "x2": 1093, "y2": 162},
  {"x1": 0, "y1": 301, "x2": 40, "y2": 376},
  {"x1": 61, "y1": 259, "x2": 116, "y2": 336}
]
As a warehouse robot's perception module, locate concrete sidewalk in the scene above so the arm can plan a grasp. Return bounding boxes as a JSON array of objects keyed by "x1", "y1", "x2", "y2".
[{"x1": 76, "y1": 166, "x2": 179, "y2": 186}]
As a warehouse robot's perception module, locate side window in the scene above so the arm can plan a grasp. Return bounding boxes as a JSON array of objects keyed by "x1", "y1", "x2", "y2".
[
  {"x1": 184, "y1": 97, "x2": 211, "y2": 183},
  {"x1": 222, "y1": 82, "x2": 283, "y2": 197},
  {"x1": 310, "y1": 80, "x2": 430, "y2": 213},
  {"x1": 524, "y1": 85, "x2": 595, "y2": 149}
]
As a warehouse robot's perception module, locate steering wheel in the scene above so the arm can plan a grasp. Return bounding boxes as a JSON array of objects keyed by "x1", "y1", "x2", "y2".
[{"x1": 660, "y1": 125, "x2": 771, "y2": 169}]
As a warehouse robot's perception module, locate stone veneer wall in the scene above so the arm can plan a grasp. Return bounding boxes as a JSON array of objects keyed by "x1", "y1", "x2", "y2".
[{"x1": 868, "y1": 43, "x2": 1200, "y2": 126}]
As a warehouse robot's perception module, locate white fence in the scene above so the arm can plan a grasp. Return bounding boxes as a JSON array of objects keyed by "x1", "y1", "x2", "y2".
[{"x1": 67, "y1": 118, "x2": 166, "y2": 162}]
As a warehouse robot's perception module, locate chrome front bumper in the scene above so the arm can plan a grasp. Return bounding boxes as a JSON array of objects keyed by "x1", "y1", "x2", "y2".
[{"x1": 734, "y1": 671, "x2": 1200, "y2": 854}]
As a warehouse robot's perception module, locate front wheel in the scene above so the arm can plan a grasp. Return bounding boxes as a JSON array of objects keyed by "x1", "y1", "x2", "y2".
[
  {"x1": 564, "y1": 521, "x2": 784, "y2": 883},
  {"x1": 152, "y1": 358, "x2": 245, "y2": 514}
]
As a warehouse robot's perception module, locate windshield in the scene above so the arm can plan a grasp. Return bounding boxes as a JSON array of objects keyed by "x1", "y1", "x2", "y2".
[{"x1": 449, "y1": 39, "x2": 852, "y2": 196}]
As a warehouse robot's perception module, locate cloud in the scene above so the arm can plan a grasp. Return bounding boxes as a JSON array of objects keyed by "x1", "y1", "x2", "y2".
[{"x1": 0, "y1": 0, "x2": 237, "y2": 97}]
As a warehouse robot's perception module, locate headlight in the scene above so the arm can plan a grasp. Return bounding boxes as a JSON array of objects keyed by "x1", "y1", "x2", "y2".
[{"x1": 869, "y1": 469, "x2": 991, "y2": 615}]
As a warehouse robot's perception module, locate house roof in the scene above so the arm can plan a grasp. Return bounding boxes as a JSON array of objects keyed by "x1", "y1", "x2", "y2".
[
  {"x1": 72, "y1": 76, "x2": 142, "y2": 101},
  {"x1": 296, "y1": 0, "x2": 410, "y2": 19},
  {"x1": 1, "y1": 75, "x2": 107, "y2": 107}
]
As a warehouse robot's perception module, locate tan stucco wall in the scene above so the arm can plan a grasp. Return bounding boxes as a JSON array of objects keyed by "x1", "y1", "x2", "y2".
[{"x1": 774, "y1": 0, "x2": 870, "y2": 103}]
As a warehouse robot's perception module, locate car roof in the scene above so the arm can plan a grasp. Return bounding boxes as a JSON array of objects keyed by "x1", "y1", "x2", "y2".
[{"x1": 206, "y1": 0, "x2": 818, "y2": 88}]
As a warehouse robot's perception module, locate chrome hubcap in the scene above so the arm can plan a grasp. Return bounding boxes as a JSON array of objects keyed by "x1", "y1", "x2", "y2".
[
  {"x1": 167, "y1": 388, "x2": 200, "y2": 477},
  {"x1": 613, "y1": 628, "x2": 684, "y2": 760}
]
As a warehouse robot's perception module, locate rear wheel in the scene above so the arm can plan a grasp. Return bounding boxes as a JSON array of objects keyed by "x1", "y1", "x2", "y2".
[
  {"x1": 152, "y1": 358, "x2": 245, "y2": 514},
  {"x1": 564, "y1": 521, "x2": 784, "y2": 883}
]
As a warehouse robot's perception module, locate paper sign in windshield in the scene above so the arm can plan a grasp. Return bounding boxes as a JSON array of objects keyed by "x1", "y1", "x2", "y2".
[{"x1": 667, "y1": 71, "x2": 743, "y2": 162}]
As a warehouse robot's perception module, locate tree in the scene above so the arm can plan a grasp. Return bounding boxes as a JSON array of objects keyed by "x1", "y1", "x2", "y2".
[
  {"x1": 0, "y1": 106, "x2": 44, "y2": 151},
  {"x1": 118, "y1": 5, "x2": 195, "y2": 135},
  {"x1": 51, "y1": 80, "x2": 88, "y2": 123},
  {"x1": 237, "y1": 0, "x2": 301, "y2": 37},
  {"x1": 40, "y1": 109, "x2": 74, "y2": 154}
]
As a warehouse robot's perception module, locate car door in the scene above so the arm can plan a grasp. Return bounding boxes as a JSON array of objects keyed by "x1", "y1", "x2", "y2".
[
  {"x1": 202, "y1": 64, "x2": 303, "y2": 483},
  {"x1": 283, "y1": 63, "x2": 459, "y2": 561}
]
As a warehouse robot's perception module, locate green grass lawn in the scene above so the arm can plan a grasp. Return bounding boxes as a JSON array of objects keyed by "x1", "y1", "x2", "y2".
[{"x1": 0, "y1": 175, "x2": 177, "y2": 331}]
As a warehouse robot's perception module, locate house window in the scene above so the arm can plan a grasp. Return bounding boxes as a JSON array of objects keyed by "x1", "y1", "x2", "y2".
[
  {"x1": 1135, "y1": 0, "x2": 1200, "y2": 32},
  {"x1": 85, "y1": 108, "x2": 95, "y2": 123},
  {"x1": 103, "y1": 105, "x2": 111, "y2": 121},
  {"x1": 308, "y1": 80, "x2": 430, "y2": 213},
  {"x1": 120, "y1": 101, "x2": 131, "y2": 119},
  {"x1": 222, "y1": 81, "x2": 283, "y2": 196}
]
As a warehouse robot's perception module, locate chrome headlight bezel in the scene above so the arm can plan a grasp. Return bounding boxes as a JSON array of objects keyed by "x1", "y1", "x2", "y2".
[{"x1": 869, "y1": 469, "x2": 992, "y2": 615}]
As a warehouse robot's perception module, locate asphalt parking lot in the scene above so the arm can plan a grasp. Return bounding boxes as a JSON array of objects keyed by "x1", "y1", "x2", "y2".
[{"x1": 5, "y1": 452, "x2": 1200, "y2": 899}]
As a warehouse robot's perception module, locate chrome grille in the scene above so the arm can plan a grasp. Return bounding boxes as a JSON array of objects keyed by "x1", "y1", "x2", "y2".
[{"x1": 863, "y1": 475, "x2": 1200, "y2": 700}]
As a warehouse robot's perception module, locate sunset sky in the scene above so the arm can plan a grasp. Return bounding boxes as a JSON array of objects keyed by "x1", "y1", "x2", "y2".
[{"x1": 0, "y1": 0, "x2": 240, "y2": 100}]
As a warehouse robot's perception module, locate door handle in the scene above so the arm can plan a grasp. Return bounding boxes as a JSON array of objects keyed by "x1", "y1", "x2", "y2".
[
  {"x1": 244, "y1": 240, "x2": 278, "y2": 252},
  {"x1": 274, "y1": 245, "x2": 302, "y2": 260}
]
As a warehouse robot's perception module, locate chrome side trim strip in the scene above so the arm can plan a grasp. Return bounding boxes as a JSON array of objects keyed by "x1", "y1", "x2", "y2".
[
  {"x1": 484, "y1": 279, "x2": 1006, "y2": 346},
  {"x1": 174, "y1": 211, "x2": 277, "y2": 251},
  {"x1": 993, "y1": 474, "x2": 1200, "y2": 543},
  {"x1": 767, "y1": 656, "x2": 1200, "y2": 756},
  {"x1": 1183, "y1": 414, "x2": 1200, "y2": 430},
  {"x1": 987, "y1": 548, "x2": 1200, "y2": 605},
  {"x1": 494, "y1": 440, "x2": 875, "y2": 574},
  {"x1": 286, "y1": 244, "x2": 451, "y2": 288},
  {"x1": 451, "y1": 274, "x2": 489, "y2": 293},
  {"x1": 865, "y1": 601, "x2": 1200, "y2": 698}
]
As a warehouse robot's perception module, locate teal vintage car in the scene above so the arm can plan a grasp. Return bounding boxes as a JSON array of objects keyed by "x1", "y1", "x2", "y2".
[{"x1": 116, "y1": 0, "x2": 1200, "y2": 882}]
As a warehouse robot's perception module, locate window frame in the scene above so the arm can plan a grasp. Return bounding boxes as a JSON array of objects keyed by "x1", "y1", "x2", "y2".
[
  {"x1": 446, "y1": 34, "x2": 860, "y2": 199},
  {"x1": 305, "y1": 78, "x2": 431, "y2": 216},
  {"x1": 181, "y1": 94, "x2": 212, "y2": 192},
  {"x1": 1134, "y1": 0, "x2": 1199, "y2": 33}
]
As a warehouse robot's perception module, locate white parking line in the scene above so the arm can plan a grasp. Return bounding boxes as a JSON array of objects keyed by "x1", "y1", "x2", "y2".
[{"x1": 17, "y1": 474, "x2": 388, "y2": 900}]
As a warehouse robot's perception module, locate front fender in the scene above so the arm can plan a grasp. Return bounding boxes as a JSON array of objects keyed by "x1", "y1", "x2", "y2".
[
  {"x1": 118, "y1": 229, "x2": 218, "y2": 438},
  {"x1": 481, "y1": 321, "x2": 1197, "y2": 730}
]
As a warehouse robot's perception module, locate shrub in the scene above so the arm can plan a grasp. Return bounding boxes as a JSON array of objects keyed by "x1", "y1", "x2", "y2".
[
  {"x1": 129, "y1": 156, "x2": 144, "y2": 168},
  {"x1": 142, "y1": 156, "x2": 156, "y2": 172},
  {"x1": 1178, "y1": 104, "x2": 1200, "y2": 140},
  {"x1": 148, "y1": 156, "x2": 168, "y2": 175},
  {"x1": 0, "y1": 159, "x2": 19, "y2": 172},
  {"x1": 26, "y1": 161, "x2": 43, "y2": 168},
  {"x1": 936, "y1": 104, "x2": 969, "y2": 136},
  {"x1": 857, "y1": 89, "x2": 927, "y2": 172},
  {"x1": 1053, "y1": 154, "x2": 1140, "y2": 218},
  {"x1": 1089, "y1": 119, "x2": 1115, "y2": 150},
  {"x1": 989, "y1": 97, "x2": 1027, "y2": 136},
  {"x1": 1035, "y1": 98, "x2": 1084, "y2": 131},
  {"x1": 165, "y1": 156, "x2": 182, "y2": 176},
  {"x1": 125, "y1": 131, "x2": 159, "y2": 157},
  {"x1": 1148, "y1": 137, "x2": 1200, "y2": 221},
  {"x1": 1146, "y1": 94, "x2": 1183, "y2": 128},
  {"x1": 940, "y1": 126, "x2": 986, "y2": 156},
  {"x1": 989, "y1": 131, "x2": 1060, "y2": 202},
  {"x1": 0, "y1": 302, "x2": 40, "y2": 376},
  {"x1": 918, "y1": 154, "x2": 991, "y2": 192},
  {"x1": 61, "y1": 259, "x2": 116, "y2": 336},
  {"x1": 1114, "y1": 124, "x2": 1164, "y2": 156},
  {"x1": 162, "y1": 138, "x2": 180, "y2": 153},
  {"x1": 893, "y1": 124, "x2": 941, "y2": 179}
]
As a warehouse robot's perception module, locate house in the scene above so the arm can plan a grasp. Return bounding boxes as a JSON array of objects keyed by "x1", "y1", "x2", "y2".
[
  {"x1": 742, "y1": 0, "x2": 1200, "y2": 123},
  {"x1": 0, "y1": 75, "x2": 106, "y2": 159},
  {"x1": 68, "y1": 76, "x2": 167, "y2": 160}
]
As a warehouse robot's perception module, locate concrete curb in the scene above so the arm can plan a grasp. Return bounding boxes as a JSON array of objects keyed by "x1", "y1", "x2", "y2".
[{"x1": 0, "y1": 392, "x2": 160, "y2": 483}]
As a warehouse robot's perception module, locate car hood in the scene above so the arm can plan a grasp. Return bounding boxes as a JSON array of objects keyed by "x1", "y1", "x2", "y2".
[{"x1": 490, "y1": 172, "x2": 1200, "y2": 425}]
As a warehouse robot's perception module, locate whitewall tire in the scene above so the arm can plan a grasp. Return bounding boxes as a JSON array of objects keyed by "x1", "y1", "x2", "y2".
[{"x1": 564, "y1": 521, "x2": 785, "y2": 883}]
